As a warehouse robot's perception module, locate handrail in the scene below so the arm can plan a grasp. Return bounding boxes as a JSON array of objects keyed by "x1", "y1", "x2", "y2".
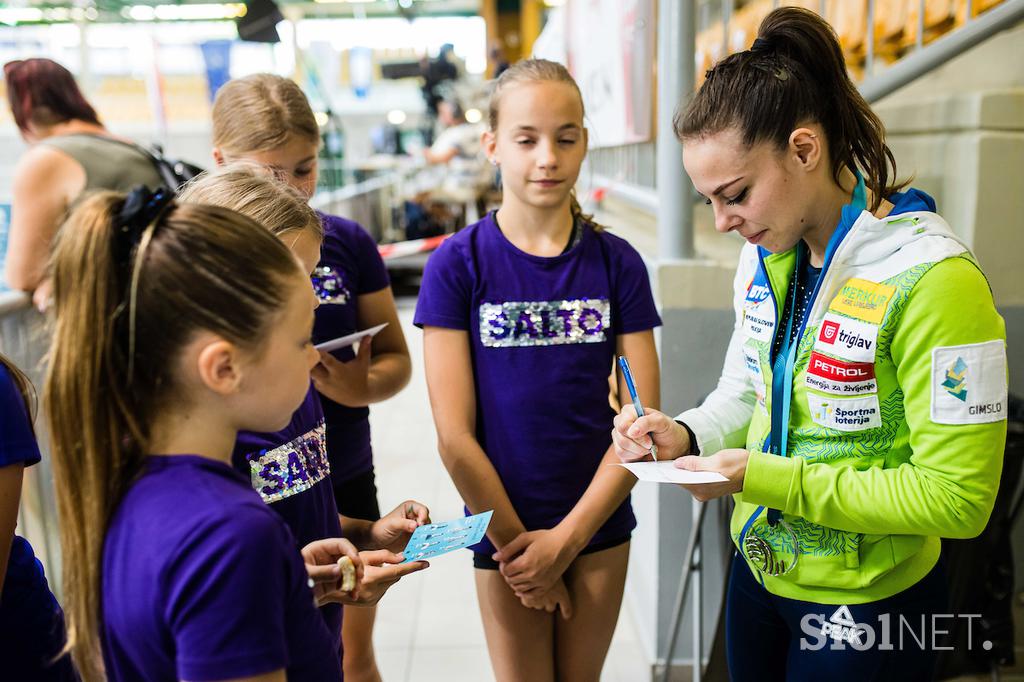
[
  {"x1": 309, "y1": 170, "x2": 405, "y2": 209},
  {"x1": 859, "y1": 0, "x2": 1024, "y2": 103},
  {"x1": 0, "y1": 291, "x2": 30, "y2": 316}
]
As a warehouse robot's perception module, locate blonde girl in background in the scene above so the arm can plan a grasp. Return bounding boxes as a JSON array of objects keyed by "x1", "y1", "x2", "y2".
[
  {"x1": 209, "y1": 76, "x2": 412, "y2": 682},
  {"x1": 177, "y1": 164, "x2": 430, "y2": 675},
  {"x1": 45, "y1": 188, "x2": 360, "y2": 681},
  {"x1": 415, "y1": 59, "x2": 662, "y2": 682}
]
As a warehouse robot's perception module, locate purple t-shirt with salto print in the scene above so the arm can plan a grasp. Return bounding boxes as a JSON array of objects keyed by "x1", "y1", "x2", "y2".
[
  {"x1": 233, "y1": 383, "x2": 344, "y2": 647},
  {"x1": 311, "y1": 213, "x2": 391, "y2": 483},
  {"x1": 102, "y1": 455, "x2": 341, "y2": 682},
  {"x1": 413, "y1": 213, "x2": 661, "y2": 555}
]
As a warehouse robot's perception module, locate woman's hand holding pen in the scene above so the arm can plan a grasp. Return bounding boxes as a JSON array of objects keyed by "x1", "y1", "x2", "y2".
[
  {"x1": 612, "y1": 405, "x2": 690, "y2": 462},
  {"x1": 310, "y1": 337, "x2": 373, "y2": 408},
  {"x1": 369, "y1": 500, "x2": 431, "y2": 554},
  {"x1": 493, "y1": 526, "x2": 578, "y2": 597}
]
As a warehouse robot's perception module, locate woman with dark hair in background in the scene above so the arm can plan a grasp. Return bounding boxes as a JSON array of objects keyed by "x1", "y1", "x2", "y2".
[{"x1": 2, "y1": 58, "x2": 162, "y2": 309}]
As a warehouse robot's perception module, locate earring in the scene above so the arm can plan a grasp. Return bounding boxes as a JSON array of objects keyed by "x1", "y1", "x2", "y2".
[{"x1": 490, "y1": 158, "x2": 499, "y2": 167}]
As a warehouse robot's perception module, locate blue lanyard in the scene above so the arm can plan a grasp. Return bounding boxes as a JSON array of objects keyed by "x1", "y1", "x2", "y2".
[{"x1": 762, "y1": 175, "x2": 867, "y2": 526}]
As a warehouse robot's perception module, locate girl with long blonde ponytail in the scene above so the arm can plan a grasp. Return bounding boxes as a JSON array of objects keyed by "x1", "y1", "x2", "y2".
[{"x1": 45, "y1": 188, "x2": 357, "y2": 681}]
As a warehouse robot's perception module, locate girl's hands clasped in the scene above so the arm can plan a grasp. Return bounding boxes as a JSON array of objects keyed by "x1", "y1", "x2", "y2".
[
  {"x1": 493, "y1": 527, "x2": 577, "y2": 597},
  {"x1": 611, "y1": 405, "x2": 690, "y2": 462}
]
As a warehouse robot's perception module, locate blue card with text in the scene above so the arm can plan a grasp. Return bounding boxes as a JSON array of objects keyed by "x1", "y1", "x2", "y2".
[{"x1": 401, "y1": 510, "x2": 494, "y2": 563}]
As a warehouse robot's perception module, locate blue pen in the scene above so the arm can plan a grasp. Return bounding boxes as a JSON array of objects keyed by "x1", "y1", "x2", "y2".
[{"x1": 617, "y1": 356, "x2": 658, "y2": 460}]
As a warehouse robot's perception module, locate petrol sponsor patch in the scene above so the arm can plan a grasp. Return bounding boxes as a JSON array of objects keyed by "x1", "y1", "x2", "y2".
[
  {"x1": 805, "y1": 352, "x2": 877, "y2": 396},
  {"x1": 742, "y1": 268, "x2": 775, "y2": 343},
  {"x1": 813, "y1": 312, "x2": 879, "y2": 363},
  {"x1": 827, "y1": 278, "x2": 896, "y2": 325},
  {"x1": 931, "y1": 340, "x2": 1008, "y2": 424},
  {"x1": 807, "y1": 393, "x2": 882, "y2": 432}
]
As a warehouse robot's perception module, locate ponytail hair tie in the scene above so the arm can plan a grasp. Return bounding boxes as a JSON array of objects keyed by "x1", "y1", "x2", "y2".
[
  {"x1": 114, "y1": 185, "x2": 174, "y2": 267},
  {"x1": 750, "y1": 36, "x2": 774, "y2": 55}
]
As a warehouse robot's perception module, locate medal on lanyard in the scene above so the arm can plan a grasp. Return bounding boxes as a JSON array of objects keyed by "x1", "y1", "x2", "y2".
[
  {"x1": 743, "y1": 248, "x2": 807, "y2": 577},
  {"x1": 742, "y1": 520, "x2": 799, "y2": 576}
]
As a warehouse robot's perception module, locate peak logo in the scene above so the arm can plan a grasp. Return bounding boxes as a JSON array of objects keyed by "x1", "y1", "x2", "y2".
[{"x1": 818, "y1": 606, "x2": 865, "y2": 646}]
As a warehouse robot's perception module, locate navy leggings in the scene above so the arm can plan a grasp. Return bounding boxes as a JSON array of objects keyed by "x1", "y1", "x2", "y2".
[{"x1": 725, "y1": 555, "x2": 949, "y2": 682}]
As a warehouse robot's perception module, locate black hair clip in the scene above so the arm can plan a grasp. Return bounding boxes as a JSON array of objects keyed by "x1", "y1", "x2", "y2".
[
  {"x1": 750, "y1": 36, "x2": 774, "y2": 55},
  {"x1": 113, "y1": 185, "x2": 173, "y2": 267}
]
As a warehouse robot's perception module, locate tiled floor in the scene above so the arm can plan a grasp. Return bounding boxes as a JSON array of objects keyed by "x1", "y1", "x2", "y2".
[{"x1": 367, "y1": 297, "x2": 650, "y2": 682}]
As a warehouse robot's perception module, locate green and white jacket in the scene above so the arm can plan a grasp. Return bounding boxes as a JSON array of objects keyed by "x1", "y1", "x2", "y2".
[{"x1": 679, "y1": 186, "x2": 1008, "y2": 604}]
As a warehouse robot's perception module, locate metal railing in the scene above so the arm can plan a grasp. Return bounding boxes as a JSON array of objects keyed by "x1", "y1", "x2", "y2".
[{"x1": 0, "y1": 291, "x2": 63, "y2": 596}]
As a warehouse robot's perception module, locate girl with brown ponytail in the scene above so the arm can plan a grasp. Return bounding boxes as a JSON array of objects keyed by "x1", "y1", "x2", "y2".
[
  {"x1": 613, "y1": 7, "x2": 1007, "y2": 680},
  {"x1": 45, "y1": 188, "x2": 366, "y2": 681}
]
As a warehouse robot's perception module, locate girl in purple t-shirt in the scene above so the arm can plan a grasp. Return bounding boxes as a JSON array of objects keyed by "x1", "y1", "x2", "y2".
[
  {"x1": 43, "y1": 188, "x2": 364, "y2": 682},
  {"x1": 415, "y1": 59, "x2": 662, "y2": 681},
  {"x1": 179, "y1": 163, "x2": 429, "y2": 680},
  {"x1": 0, "y1": 355, "x2": 76, "y2": 680},
  {"x1": 208, "y1": 75, "x2": 416, "y2": 682}
]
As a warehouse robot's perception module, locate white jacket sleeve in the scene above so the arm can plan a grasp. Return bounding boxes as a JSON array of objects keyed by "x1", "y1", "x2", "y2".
[{"x1": 675, "y1": 245, "x2": 759, "y2": 455}]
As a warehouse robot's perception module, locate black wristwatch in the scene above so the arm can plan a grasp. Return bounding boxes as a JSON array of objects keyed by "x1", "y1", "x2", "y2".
[{"x1": 674, "y1": 420, "x2": 701, "y2": 456}]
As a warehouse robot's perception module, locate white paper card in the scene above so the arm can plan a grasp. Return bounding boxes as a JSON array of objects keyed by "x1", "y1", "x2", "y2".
[
  {"x1": 315, "y1": 323, "x2": 388, "y2": 353},
  {"x1": 614, "y1": 461, "x2": 728, "y2": 484}
]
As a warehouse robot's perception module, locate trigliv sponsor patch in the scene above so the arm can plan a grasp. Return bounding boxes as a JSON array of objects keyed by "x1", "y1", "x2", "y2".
[{"x1": 813, "y1": 312, "x2": 879, "y2": 363}]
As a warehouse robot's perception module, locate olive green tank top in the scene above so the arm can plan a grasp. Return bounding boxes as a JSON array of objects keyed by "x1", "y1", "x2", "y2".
[{"x1": 39, "y1": 133, "x2": 165, "y2": 193}]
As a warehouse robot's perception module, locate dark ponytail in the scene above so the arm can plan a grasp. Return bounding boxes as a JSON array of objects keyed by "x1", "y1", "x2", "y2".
[{"x1": 675, "y1": 7, "x2": 906, "y2": 211}]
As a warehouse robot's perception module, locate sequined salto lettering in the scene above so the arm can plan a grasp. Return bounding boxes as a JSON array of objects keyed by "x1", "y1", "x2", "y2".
[
  {"x1": 246, "y1": 422, "x2": 330, "y2": 504},
  {"x1": 312, "y1": 265, "x2": 351, "y2": 305},
  {"x1": 479, "y1": 298, "x2": 612, "y2": 348}
]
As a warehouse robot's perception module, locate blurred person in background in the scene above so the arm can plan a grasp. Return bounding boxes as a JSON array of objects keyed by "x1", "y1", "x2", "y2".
[{"x1": 2, "y1": 58, "x2": 163, "y2": 310}]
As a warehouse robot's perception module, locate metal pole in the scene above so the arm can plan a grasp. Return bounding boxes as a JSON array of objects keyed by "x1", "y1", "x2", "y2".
[
  {"x1": 721, "y1": 0, "x2": 732, "y2": 55},
  {"x1": 656, "y1": 0, "x2": 696, "y2": 261},
  {"x1": 866, "y1": 0, "x2": 876, "y2": 77},
  {"x1": 860, "y1": 0, "x2": 1024, "y2": 103},
  {"x1": 692, "y1": 498, "x2": 703, "y2": 682},
  {"x1": 917, "y1": 0, "x2": 925, "y2": 50},
  {"x1": 658, "y1": 500, "x2": 708, "y2": 682}
]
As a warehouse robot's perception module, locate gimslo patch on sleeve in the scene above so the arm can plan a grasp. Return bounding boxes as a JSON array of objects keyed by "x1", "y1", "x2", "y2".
[{"x1": 931, "y1": 340, "x2": 1007, "y2": 424}]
